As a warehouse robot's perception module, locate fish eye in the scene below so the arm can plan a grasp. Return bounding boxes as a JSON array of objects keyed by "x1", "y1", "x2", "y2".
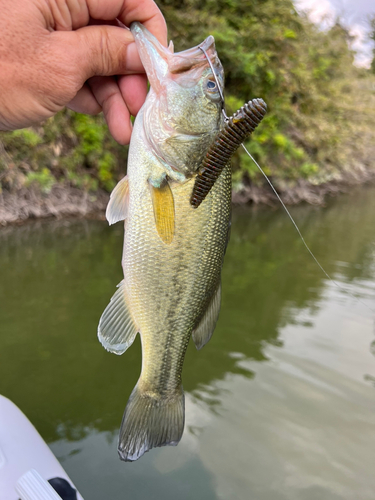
[{"x1": 204, "y1": 76, "x2": 222, "y2": 103}]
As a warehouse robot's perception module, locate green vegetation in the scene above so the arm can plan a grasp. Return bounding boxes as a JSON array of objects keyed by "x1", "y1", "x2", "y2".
[
  {"x1": 163, "y1": 0, "x2": 375, "y2": 192},
  {"x1": 1, "y1": 0, "x2": 374, "y2": 200},
  {"x1": 0, "y1": 111, "x2": 128, "y2": 194}
]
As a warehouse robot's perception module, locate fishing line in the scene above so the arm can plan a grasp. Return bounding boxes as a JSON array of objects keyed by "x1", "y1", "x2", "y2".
[
  {"x1": 199, "y1": 47, "x2": 374, "y2": 313},
  {"x1": 199, "y1": 46, "x2": 228, "y2": 121},
  {"x1": 194, "y1": 46, "x2": 267, "y2": 207},
  {"x1": 241, "y1": 144, "x2": 375, "y2": 313}
]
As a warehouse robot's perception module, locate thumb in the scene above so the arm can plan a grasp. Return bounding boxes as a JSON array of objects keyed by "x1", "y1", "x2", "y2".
[{"x1": 68, "y1": 25, "x2": 144, "y2": 81}]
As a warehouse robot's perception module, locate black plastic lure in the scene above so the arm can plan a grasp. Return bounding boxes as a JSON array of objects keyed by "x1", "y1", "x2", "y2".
[{"x1": 190, "y1": 98, "x2": 267, "y2": 208}]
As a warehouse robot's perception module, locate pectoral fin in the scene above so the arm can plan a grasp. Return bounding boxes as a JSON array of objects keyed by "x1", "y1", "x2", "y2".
[
  {"x1": 149, "y1": 181, "x2": 175, "y2": 245},
  {"x1": 192, "y1": 281, "x2": 221, "y2": 350},
  {"x1": 98, "y1": 280, "x2": 138, "y2": 355},
  {"x1": 106, "y1": 176, "x2": 129, "y2": 225}
]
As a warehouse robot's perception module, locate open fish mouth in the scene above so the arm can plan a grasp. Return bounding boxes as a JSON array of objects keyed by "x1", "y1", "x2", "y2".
[
  {"x1": 168, "y1": 36, "x2": 219, "y2": 74},
  {"x1": 131, "y1": 22, "x2": 224, "y2": 92}
]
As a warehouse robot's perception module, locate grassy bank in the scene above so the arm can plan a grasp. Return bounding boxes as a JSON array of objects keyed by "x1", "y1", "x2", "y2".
[{"x1": 1, "y1": 0, "x2": 375, "y2": 223}]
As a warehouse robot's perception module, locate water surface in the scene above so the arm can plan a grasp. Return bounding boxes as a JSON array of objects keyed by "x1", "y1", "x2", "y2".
[{"x1": 0, "y1": 187, "x2": 375, "y2": 499}]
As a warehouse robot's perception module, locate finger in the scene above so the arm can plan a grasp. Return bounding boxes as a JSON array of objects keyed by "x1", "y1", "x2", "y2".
[
  {"x1": 118, "y1": 74, "x2": 148, "y2": 117},
  {"x1": 85, "y1": 0, "x2": 167, "y2": 47},
  {"x1": 88, "y1": 76, "x2": 132, "y2": 145},
  {"x1": 116, "y1": 0, "x2": 168, "y2": 47},
  {"x1": 67, "y1": 83, "x2": 102, "y2": 114},
  {"x1": 66, "y1": 25, "x2": 143, "y2": 80},
  {"x1": 62, "y1": 1, "x2": 167, "y2": 47}
]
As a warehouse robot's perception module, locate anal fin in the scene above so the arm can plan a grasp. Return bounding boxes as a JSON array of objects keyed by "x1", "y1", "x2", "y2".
[
  {"x1": 192, "y1": 281, "x2": 221, "y2": 350},
  {"x1": 98, "y1": 280, "x2": 138, "y2": 355},
  {"x1": 149, "y1": 180, "x2": 175, "y2": 245},
  {"x1": 106, "y1": 175, "x2": 129, "y2": 225}
]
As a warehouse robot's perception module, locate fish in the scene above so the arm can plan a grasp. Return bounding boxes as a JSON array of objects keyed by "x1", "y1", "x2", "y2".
[{"x1": 98, "y1": 22, "x2": 231, "y2": 462}]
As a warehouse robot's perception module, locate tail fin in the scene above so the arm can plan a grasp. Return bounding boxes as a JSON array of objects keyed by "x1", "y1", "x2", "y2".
[{"x1": 118, "y1": 383, "x2": 185, "y2": 462}]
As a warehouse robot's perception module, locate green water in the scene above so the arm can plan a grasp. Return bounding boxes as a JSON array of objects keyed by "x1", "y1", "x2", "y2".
[{"x1": 1, "y1": 186, "x2": 375, "y2": 500}]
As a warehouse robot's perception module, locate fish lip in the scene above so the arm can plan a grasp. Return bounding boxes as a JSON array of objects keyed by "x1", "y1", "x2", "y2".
[
  {"x1": 168, "y1": 36, "x2": 220, "y2": 74},
  {"x1": 171, "y1": 36, "x2": 215, "y2": 62},
  {"x1": 130, "y1": 22, "x2": 168, "y2": 53},
  {"x1": 130, "y1": 21, "x2": 215, "y2": 60},
  {"x1": 131, "y1": 21, "x2": 223, "y2": 79}
]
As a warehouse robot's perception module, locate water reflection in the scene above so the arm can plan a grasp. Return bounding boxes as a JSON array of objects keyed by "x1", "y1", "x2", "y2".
[{"x1": 0, "y1": 186, "x2": 375, "y2": 499}]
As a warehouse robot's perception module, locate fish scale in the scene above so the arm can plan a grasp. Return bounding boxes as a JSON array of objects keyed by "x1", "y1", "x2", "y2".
[{"x1": 124, "y1": 133, "x2": 231, "y2": 394}]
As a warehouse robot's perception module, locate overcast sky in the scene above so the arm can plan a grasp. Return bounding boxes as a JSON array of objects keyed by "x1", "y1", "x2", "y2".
[{"x1": 294, "y1": 0, "x2": 374, "y2": 67}]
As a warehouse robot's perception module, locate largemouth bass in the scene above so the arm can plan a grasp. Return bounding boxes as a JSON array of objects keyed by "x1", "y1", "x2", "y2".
[{"x1": 98, "y1": 22, "x2": 231, "y2": 462}]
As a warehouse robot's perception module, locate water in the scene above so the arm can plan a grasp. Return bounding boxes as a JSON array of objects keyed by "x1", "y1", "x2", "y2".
[{"x1": 0, "y1": 186, "x2": 375, "y2": 500}]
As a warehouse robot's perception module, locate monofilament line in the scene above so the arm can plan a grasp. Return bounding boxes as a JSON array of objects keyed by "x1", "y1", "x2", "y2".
[
  {"x1": 198, "y1": 46, "x2": 373, "y2": 312},
  {"x1": 199, "y1": 46, "x2": 228, "y2": 122},
  {"x1": 241, "y1": 143, "x2": 375, "y2": 313}
]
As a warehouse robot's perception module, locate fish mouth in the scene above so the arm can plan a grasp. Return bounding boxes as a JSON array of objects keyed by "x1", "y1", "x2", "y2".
[
  {"x1": 131, "y1": 22, "x2": 223, "y2": 91},
  {"x1": 168, "y1": 36, "x2": 219, "y2": 74}
]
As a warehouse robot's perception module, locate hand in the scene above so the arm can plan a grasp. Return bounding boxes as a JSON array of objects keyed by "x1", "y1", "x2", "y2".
[{"x1": 0, "y1": 0, "x2": 167, "y2": 144}]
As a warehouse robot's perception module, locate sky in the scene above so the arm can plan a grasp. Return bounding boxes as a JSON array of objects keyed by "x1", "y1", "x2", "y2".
[{"x1": 294, "y1": 0, "x2": 374, "y2": 67}]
